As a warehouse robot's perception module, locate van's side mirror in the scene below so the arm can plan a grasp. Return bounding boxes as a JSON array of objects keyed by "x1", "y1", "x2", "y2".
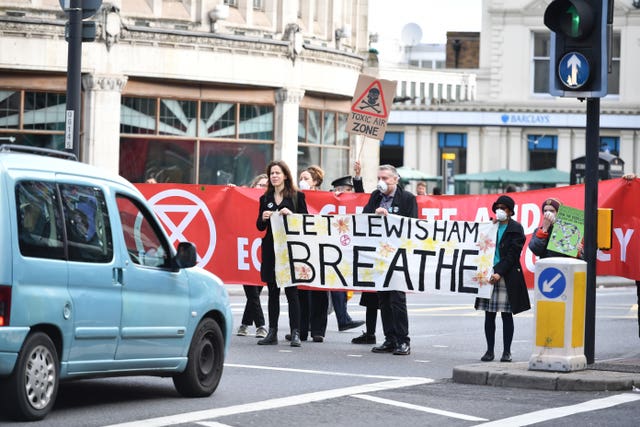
[{"x1": 175, "y1": 242, "x2": 197, "y2": 269}]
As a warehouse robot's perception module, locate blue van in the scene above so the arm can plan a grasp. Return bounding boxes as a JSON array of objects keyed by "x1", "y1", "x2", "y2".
[{"x1": 0, "y1": 146, "x2": 232, "y2": 421}]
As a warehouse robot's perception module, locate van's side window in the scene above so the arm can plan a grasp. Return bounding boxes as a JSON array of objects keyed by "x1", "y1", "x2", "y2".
[
  {"x1": 116, "y1": 195, "x2": 170, "y2": 268},
  {"x1": 16, "y1": 181, "x2": 65, "y2": 260},
  {"x1": 60, "y1": 184, "x2": 113, "y2": 263}
]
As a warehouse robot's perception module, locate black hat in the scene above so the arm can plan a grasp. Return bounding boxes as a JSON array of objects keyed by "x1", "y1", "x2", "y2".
[
  {"x1": 492, "y1": 195, "x2": 515, "y2": 213},
  {"x1": 331, "y1": 175, "x2": 354, "y2": 189}
]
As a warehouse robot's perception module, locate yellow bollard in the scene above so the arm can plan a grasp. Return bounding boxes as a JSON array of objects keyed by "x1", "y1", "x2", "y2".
[{"x1": 529, "y1": 257, "x2": 587, "y2": 372}]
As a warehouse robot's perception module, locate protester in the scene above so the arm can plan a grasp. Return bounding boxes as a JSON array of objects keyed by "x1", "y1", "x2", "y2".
[
  {"x1": 529, "y1": 197, "x2": 583, "y2": 258},
  {"x1": 237, "y1": 174, "x2": 269, "y2": 339},
  {"x1": 475, "y1": 195, "x2": 531, "y2": 362},
  {"x1": 416, "y1": 181, "x2": 427, "y2": 196},
  {"x1": 431, "y1": 186, "x2": 442, "y2": 195},
  {"x1": 296, "y1": 165, "x2": 329, "y2": 342},
  {"x1": 364, "y1": 164, "x2": 417, "y2": 355},
  {"x1": 327, "y1": 162, "x2": 366, "y2": 335},
  {"x1": 256, "y1": 160, "x2": 307, "y2": 347}
]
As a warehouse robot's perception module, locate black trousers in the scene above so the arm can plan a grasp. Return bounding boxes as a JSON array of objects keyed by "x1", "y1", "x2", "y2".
[
  {"x1": 267, "y1": 282, "x2": 300, "y2": 332},
  {"x1": 240, "y1": 284, "x2": 265, "y2": 327},
  {"x1": 378, "y1": 290, "x2": 409, "y2": 345},
  {"x1": 299, "y1": 289, "x2": 329, "y2": 338}
]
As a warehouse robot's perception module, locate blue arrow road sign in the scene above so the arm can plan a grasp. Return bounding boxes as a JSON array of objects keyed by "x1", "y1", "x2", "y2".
[
  {"x1": 538, "y1": 267, "x2": 566, "y2": 299},
  {"x1": 558, "y1": 52, "x2": 590, "y2": 89}
]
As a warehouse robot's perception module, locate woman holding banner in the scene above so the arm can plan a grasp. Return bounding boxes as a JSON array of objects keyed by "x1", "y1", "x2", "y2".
[
  {"x1": 296, "y1": 165, "x2": 330, "y2": 342},
  {"x1": 475, "y1": 195, "x2": 530, "y2": 363},
  {"x1": 256, "y1": 160, "x2": 308, "y2": 347}
]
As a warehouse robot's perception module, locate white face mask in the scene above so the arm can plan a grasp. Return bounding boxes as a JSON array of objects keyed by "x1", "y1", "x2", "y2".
[
  {"x1": 298, "y1": 180, "x2": 311, "y2": 190},
  {"x1": 376, "y1": 179, "x2": 388, "y2": 193},
  {"x1": 495, "y1": 209, "x2": 508, "y2": 222}
]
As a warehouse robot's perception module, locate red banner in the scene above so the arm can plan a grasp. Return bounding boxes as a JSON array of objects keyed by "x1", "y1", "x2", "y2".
[{"x1": 136, "y1": 178, "x2": 640, "y2": 288}]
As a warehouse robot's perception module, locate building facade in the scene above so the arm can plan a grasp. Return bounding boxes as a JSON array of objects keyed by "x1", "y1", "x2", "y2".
[
  {"x1": 386, "y1": 0, "x2": 640, "y2": 194},
  {"x1": 0, "y1": 0, "x2": 372, "y2": 187}
]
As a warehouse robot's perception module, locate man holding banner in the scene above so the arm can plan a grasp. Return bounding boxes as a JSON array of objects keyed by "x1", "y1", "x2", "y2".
[{"x1": 364, "y1": 165, "x2": 418, "y2": 356}]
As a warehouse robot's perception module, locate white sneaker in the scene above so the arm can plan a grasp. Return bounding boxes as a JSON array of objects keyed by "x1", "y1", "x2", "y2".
[
  {"x1": 255, "y1": 326, "x2": 268, "y2": 338},
  {"x1": 237, "y1": 324, "x2": 249, "y2": 336}
]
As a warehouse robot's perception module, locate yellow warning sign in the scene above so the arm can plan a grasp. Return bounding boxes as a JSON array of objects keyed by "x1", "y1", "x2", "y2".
[{"x1": 346, "y1": 74, "x2": 397, "y2": 140}]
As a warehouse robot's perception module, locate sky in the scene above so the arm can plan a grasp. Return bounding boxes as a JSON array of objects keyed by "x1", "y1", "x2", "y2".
[{"x1": 368, "y1": 0, "x2": 483, "y2": 45}]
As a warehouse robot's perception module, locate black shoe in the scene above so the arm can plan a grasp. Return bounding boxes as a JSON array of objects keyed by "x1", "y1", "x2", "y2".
[
  {"x1": 393, "y1": 342, "x2": 410, "y2": 355},
  {"x1": 371, "y1": 341, "x2": 395, "y2": 353},
  {"x1": 257, "y1": 328, "x2": 277, "y2": 345},
  {"x1": 351, "y1": 332, "x2": 376, "y2": 344},
  {"x1": 285, "y1": 334, "x2": 291, "y2": 341},
  {"x1": 290, "y1": 329, "x2": 301, "y2": 347},
  {"x1": 312, "y1": 335, "x2": 324, "y2": 343},
  {"x1": 338, "y1": 320, "x2": 365, "y2": 332},
  {"x1": 500, "y1": 352, "x2": 512, "y2": 362},
  {"x1": 480, "y1": 351, "x2": 494, "y2": 362}
]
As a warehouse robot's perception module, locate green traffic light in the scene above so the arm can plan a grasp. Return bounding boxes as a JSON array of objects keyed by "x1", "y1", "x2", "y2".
[{"x1": 566, "y1": 5, "x2": 581, "y2": 37}]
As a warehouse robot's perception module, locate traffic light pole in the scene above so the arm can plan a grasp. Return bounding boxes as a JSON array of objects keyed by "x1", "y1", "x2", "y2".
[
  {"x1": 583, "y1": 97, "x2": 600, "y2": 365},
  {"x1": 64, "y1": 0, "x2": 82, "y2": 159}
]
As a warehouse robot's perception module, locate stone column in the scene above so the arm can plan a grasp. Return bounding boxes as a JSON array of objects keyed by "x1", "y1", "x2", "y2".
[
  {"x1": 556, "y1": 128, "x2": 574, "y2": 171},
  {"x1": 620, "y1": 130, "x2": 638, "y2": 174},
  {"x1": 466, "y1": 127, "x2": 482, "y2": 173},
  {"x1": 275, "y1": 87, "x2": 305, "y2": 173},
  {"x1": 81, "y1": 74, "x2": 128, "y2": 174}
]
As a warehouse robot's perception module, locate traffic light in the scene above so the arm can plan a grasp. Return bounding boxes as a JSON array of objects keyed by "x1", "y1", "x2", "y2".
[{"x1": 544, "y1": 0, "x2": 609, "y2": 98}]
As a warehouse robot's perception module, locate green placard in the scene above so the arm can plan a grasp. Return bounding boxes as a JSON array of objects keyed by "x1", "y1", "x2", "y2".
[{"x1": 547, "y1": 205, "x2": 584, "y2": 257}]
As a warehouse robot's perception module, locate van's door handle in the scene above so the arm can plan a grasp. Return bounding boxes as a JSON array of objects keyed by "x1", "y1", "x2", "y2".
[{"x1": 113, "y1": 267, "x2": 124, "y2": 286}]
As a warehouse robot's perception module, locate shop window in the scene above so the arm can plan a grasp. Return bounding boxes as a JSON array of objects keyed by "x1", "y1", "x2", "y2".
[
  {"x1": 0, "y1": 89, "x2": 66, "y2": 149},
  {"x1": 528, "y1": 134, "x2": 557, "y2": 170},
  {"x1": 600, "y1": 136, "x2": 619, "y2": 156},
  {"x1": 0, "y1": 90, "x2": 20, "y2": 129},
  {"x1": 298, "y1": 108, "x2": 350, "y2": 186},
  {"x1": 380, "y1": 131, "x2": 404, "y2": 167},
  {"x1": 438, "y1": 132, "x2": 467, "y2": 175},
  {"x1": 120, "y1": 96, "x2": 274, "y2": 186}
]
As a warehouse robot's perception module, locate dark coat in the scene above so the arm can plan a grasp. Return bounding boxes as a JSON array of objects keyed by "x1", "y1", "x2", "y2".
[
  {"x1": 529, "y1": 224, "x2": 582, "y2": 259},
  {"x1": 362, "y1": 186, "x2": 418, "y2": 218},
  {"x1": 359, "y1": 185, "x2": 418, "y2": 307},
  {"x1": 493, "y1": 218, "x2": 531, "y2": 315},
  {"x1": 256, "y1": 191, "x2": 308, "y2": 284},
  {"x1": 353, "y1": 177, "x2": 365, "y2": 193}
]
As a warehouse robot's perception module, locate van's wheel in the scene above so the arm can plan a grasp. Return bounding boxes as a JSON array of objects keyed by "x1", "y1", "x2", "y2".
[
  {"x1": 3, "y1": 332, "x2": 59, "y2": 421},
  {"x1": 173, "y1": 318, "x2": 224, "y2": 397}
]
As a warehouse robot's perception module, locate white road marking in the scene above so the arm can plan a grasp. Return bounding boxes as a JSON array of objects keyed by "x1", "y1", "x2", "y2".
[
  {"x1": 104, "y1": 377, "x2": 433, "y2": 427},
  {"x1": 196, "y1": 422, "x2": 233, "y2": 427},
  {"x1": 353, "y1": 394, "x2": 488, "y2": 421},
  {"x1": 225, "y1": 363, "x2": 415, "y2": 380},
  {"x1": 472, "y1": 393, "x2": 640, "y2": 426}
]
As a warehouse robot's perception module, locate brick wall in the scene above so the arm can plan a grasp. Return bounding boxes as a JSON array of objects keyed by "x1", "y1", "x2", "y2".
[{"x1": 446, "y1": 32, "x2": 480, "y2": 69}]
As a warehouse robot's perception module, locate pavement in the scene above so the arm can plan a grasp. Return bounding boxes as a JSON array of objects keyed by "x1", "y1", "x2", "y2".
[{"x1": 452, "y1": 275, "x2": 640, "y2": 392}]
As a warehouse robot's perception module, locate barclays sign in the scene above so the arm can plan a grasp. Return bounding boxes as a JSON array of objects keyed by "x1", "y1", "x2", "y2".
[{"x1": 500, "y1": 114, "x2": 551, "y2": 125}]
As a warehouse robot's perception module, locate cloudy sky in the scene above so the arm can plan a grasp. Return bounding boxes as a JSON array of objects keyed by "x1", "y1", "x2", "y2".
[{"x1": 369, "y1": 0, "x2": 482, "y2": 44}]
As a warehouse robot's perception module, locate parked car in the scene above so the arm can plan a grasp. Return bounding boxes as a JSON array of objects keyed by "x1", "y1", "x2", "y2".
[{"x1": 0, "y1": 145, "x2": 232, "y2": 421}]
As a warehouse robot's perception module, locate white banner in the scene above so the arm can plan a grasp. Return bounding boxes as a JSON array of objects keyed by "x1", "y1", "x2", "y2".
[{"x1": 271, "y1": 214, "x2": 498, "y2": 298}]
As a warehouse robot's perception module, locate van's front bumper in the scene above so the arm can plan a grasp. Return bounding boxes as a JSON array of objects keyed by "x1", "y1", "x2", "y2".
[{"x1": 0, "y1": 327, "x2": 29, "y2": 375}]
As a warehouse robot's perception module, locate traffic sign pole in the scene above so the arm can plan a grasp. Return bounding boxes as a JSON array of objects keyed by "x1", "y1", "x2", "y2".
[
  {"x1": 583, "y1": 97, "x2": 600, "y2": 365},
  {"x1": 65, "y1": 0, "x2": 82, "y2": 159}
]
